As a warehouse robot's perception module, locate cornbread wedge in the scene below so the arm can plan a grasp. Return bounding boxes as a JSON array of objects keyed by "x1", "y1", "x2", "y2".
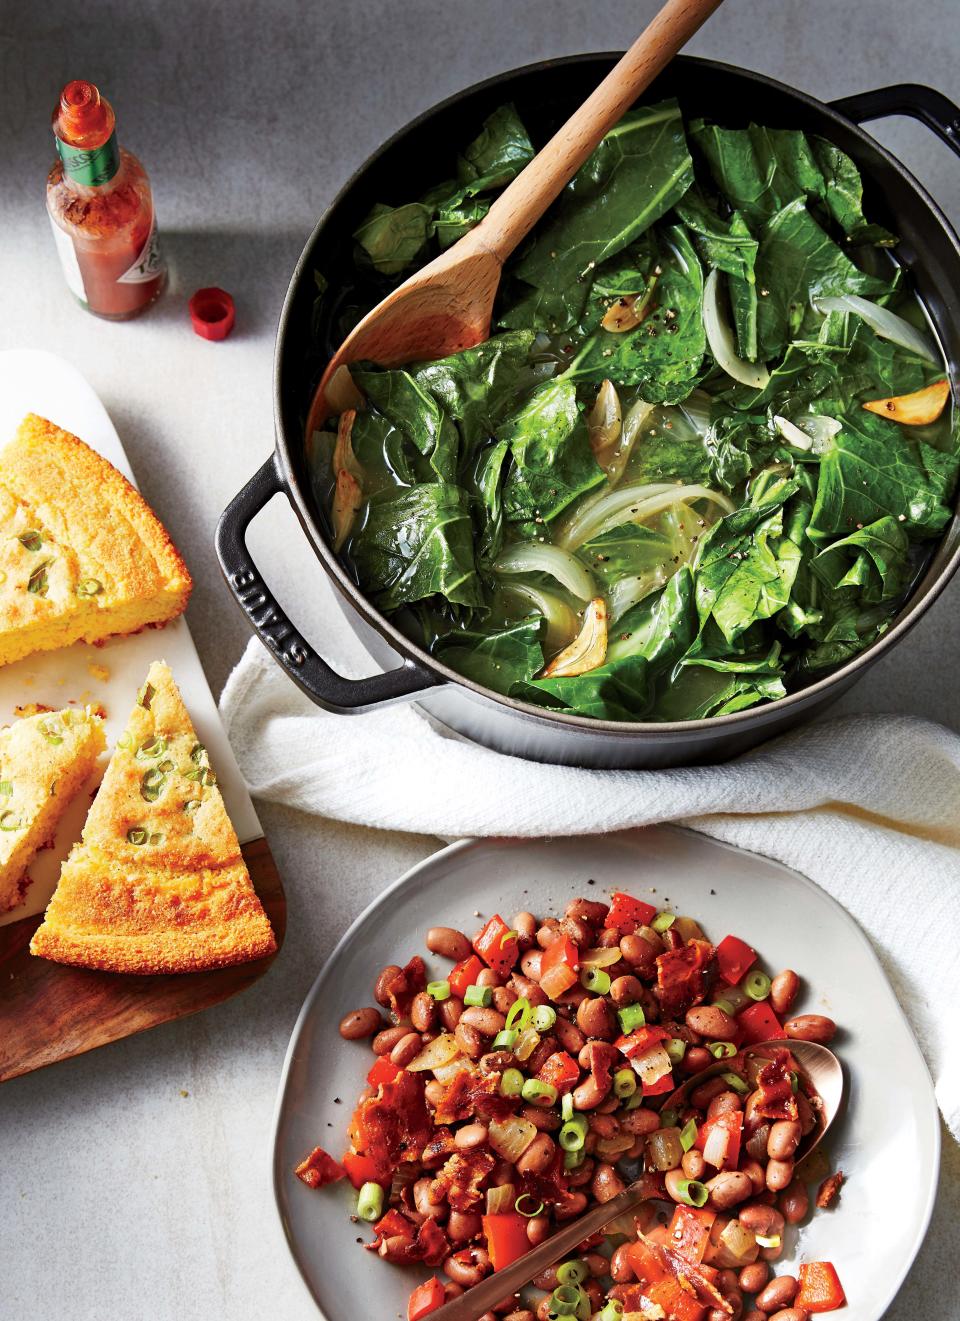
[
  {"x1": 0, "y1": 415, "x2": 191, "y2": 667},
  {"x1": 0, "y1": 706, "x2": 105, "y2": 911},
  {"x1": 30, "y1": 662, "x2": 276, "y2": 973}
]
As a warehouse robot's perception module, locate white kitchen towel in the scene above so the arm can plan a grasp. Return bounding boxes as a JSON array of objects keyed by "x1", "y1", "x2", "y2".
[{"x1": 221, "y1": 634, "x2": 960, "y2": 1138}]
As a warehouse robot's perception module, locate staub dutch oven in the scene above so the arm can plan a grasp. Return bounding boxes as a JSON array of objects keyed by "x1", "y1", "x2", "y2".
[{"x1": 217, "y1": 56, "x2": 960, "y2": 769}]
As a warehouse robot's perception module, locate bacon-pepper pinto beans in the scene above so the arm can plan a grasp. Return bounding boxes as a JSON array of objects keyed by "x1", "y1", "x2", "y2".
[
  {"x1": 783, "y1": 1013, "x2": 836, "y2": 1044},
  {"x1": 338, "y1": 1007, "x2": 384, "y2": 1039},
  {"x1": 426, "y1": 926, "x2": 472, "y2": 962}
]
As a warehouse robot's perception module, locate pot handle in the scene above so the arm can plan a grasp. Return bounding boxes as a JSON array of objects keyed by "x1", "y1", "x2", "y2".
[
  {"x1": 215, "y1": 453, "x2": 441, "y2": 712},
  {"x1": 830, "y1": 83, "x2": 960, "y2": 159}
]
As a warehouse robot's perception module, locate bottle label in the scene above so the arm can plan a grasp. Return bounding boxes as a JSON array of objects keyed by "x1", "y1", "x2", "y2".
[
  {"x1": 56, "y1": 129, "x2": 120, "y2": 186},
  {"x1": 48, "y1": 215, "x2": 87, "y2": 303},
  {"x1": 117, "y1": 214, "x2": 164, "y2": 284}
]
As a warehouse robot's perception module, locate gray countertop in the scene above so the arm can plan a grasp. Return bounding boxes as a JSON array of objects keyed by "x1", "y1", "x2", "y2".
[{"x1": 1, "y1": 0, "x2": 958, "y2": 1316}]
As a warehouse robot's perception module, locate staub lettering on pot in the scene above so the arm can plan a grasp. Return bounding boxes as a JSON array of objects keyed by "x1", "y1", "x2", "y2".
[{"x1": 230, "y1": 568, "x2": 307, "y2": 664}]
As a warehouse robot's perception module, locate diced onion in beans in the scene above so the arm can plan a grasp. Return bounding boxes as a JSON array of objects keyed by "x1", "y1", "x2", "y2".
[
  {"x1": 720, "y1": 1219, "x2": 759, "y2": 1263},
  {"x1": 580, "y1": 946, "x2": 623, "y2": 969},
  {"x1": 486, "y1": 1183, "x2": 516, "y2": 1215},
  {"x1": 406, "y1": 1033, "x2": 461, "y2": 1072},
  {"x1": 632, "y1": 1044, "x2": 673, "y2": 1086},
  {"x1": 488, "y1": 1115, "x2": 538, "y2": 1162},
  {"x1": 646, "y1": 1126, "x2": 684, "y2": 1171}
]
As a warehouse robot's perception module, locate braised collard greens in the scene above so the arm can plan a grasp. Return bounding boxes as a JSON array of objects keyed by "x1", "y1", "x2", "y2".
[{"x1": 309, "y1": 100, "x2": 957, "y2": 722}]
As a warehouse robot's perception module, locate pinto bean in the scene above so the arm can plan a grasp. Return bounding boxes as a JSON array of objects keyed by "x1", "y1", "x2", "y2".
[
  {"x1": 756, "y1": 1277, "x2": 799, "y2": 1312},
  {"x1": 567, "y1": 1156, "x2": 595, "y2": 1188},
  {"x1": 621, "y1": 1105, "x2": 660, "y2": 1135},
  {"x1": 769, "y1": 970, "x2": 799, "y2": 1016},
  {"x1": 427, "y1": 927, "x2": 471, "y2": 962},
  {"x1": 708, "y1": 1090, "x2": 744, "y2": 1118},
  {"x1": 783, "y1": 1014, "x2": 836, "y2": 1044},
  {"x1": 766, "y1": 1158, "x2": 794, "y2": 1192},
  {"x1": 526, "y1": 1035, "x2": 559, "y2": 1075},
  {"x1": 390, "y1": 1031, "x2": 423, "y2": 1067},
  {"x1": 706, "y1": 1171, "x2": 754, "y2": 1211},
  {"x1": 455, "y1": 1021, "x2": 484, "y2": 1060},
  {"x1": 410, "y1": 992, "x2": 438, "y2": 1033},
  {"x1": 779, "y1": 1179, "x2": 809, "y2": 1224},
  {"x1": 681, "y1": 1045, "x2": 713, "y2": 1075},
  {"x1": 767, "y1": 1121, "x2": 801, "y2": 1161},
  {"x1": 413, "y1": 1177, "x2": 448, "y2": 1220},
  {"x1": 557, "y1": 983, "x2": 590, "y2": 1008},
  {"x1": 454, "y1": 1122, "x2": 489, "y2": 1151},
  {"x1": 610, "y1": 975, "x2": 643, "y2": 1008},
  {"x1": 740, "y1": 1158, "x2": 766, "y2": 1196},
  {"x1": 425, "y1": 1079, "x2": 446, "y2": 1107},
  {"x1": 566, "y1": 898, "x2": 609, "y2": 925},
  {"x1": 686, "y1": 1004, "x2": 737, "y2": 1040},
  {"x1": 742, "y1": 1314, "x2": 767, "y2": 1321},
  {"x1": 510, "y1": 973, "x2": 548, "y2": 1007},
  {"x1": 460, "y1": 1006, "x2": 506, "y2": 1036},
  {"x1": 554, "y1": 1191, "x2": 588, "y2": 1220},
  {"x1": 738, "y1": 1204, "x2": 785, "y2": 1237},
  {"x1": 572, "y1": 1072, "x2": 610, "y2": 1110},
  {"x1": 444, "y1": 1247, "x2": 492, "y2": 1287},
  {"x1": 532, "y1": 1265, "x2": 560, "y2": 1293},
  {"x1": 560, "y1": 914, "x2": 594, "y2": 947},
  {"x1": 682, "y1": 1148, "x2": 706, "y2": 1180},
  {"x1": 690, "y1": 1076, "x2": 729, "y2": 1110},
  {"x1": 439, "y1": 997, "x2": 464, "y2": 1031},
  {"x1": 516, "y1": 1133, "x2": 556, "y2": 1175},
  {"x1": 589, "y1": 1112, "x2": 620, "y2": 1138},
  {"x1": 477, "y1": 968, "x2": 503, "y2": 988},
  {"x1": 520, "y1": 949, "x2": 544, "y2": 981},
  {"x1": 536, "y1": 921, "x2": 560, "y2": 949},
  {"x1": 598, "y1": 928, "x2": 621, "y2": 949},
  {"x1": 665, "y1": 1169, "x2": 697, "y2": 1203},
  {"x1": 526, "y1": 1215, "x2": 550, "y2": 1245},
  {"x1": 619, "y1": 933, "x2": 658, "y2": 976},
  {"x1": 554, "y1": 1015, "x2": 587, "y2": 1055},
  {"x1": 373, "y1": 965, "x2": 403, "y2": 1006},
  {"x1": 512, "y1": 911, "x2": 538, "y2": 947},
  {"x1": 610, "y1": 1242, "x2": 636, "y2": 1283},
  {"x1": 373, "y1": 1024, "x2": 410, "y2": 1055},
  {"x1": 709, "y1": 1297, "x2": 742, "y2": 1321},
  {"x1": 522, "y1": 1105, "x2": 561, "y2": 1131},
  {"x1": 577, "y1": 995, "x2": 616, "y2": 1040},
  {"x1": 768, "y1": 1311, "x2": 808, "y2": 1321},
  {"x1": 739, "y1": 1261, "x2": 770, "y2": 1295},
  {"x1": 339, "y1": 1007, "x2": 384, "y2": 1040},
  {"x1": 592, "y1": 1162, "x2": 625, "y2": 1202},
  {"x1": 446, "y1": 1210, "x2": 482, "y2": 1242},
  {"x1": 489, "y1": 988, "x2": 516, "y2": 1019},
  {"x1": 505, "y1": 1312, "x2": 536, "y2": 1321}
]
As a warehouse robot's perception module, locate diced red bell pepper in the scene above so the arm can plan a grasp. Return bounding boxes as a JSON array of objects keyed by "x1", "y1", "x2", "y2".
[
  {"x1": 342, "y1": 1151, "x2": 386, "y2": 1189},
  {"x1": 294, "y1": 1146, "x2": 346, "y2": 1189},
  {"x1": 482, "y1": 1212, "x2": 531, "y2": 1270},
  {"x1": 645, "y1": 1279, "x2": 708, "y2": 1321},
  {"x1": 539, "y1": 934, "x2": 580, "y2": 1001},
  {"x1": 537, "y1": 1050, "x2": 581, "y2": 1094},
  {"x1": 797, "y1": 1261, "x2": 846, "y2": 1312},
  {"x1": 738, "y1": 1001, "x2": 787, "y2": 1045},
  {"x1": 407, "y1": 1277, "x2": 445, "y2": 1320},
  {"x1": 696, "y1": 1110, "x2": 743, "y2": 1170},
  {"x1": 642, "y1": 1070, "x2": 675, "y2": 1097},
  {"x1": 716, "y1": 934, "x2": 757, "y2": 986},
  {"x1": 626, "y1": 1236, "x2": 672, "y2": 1287},
  {"x1": 666, "y1": 1206, "x2": 717, "y2": 1266},
  {"x1": 373, "y1": 1208, "x2": 414, "y2": 1244},
  {"x1": 449, "y1": 954, "x2": 485, "y2": 999},
  {"x1": 473, "y1": 915, "x2": 520, "y2": 976},
  {"x1": 605, "y1": 890, "x2": 657, "y2": 931},
  {"x1": 616, "y1": 1025, "x2": 670, "y2": 1058},
  {"x1": 367, "y1": 1056, "x2": 403, "y2": 1088}
]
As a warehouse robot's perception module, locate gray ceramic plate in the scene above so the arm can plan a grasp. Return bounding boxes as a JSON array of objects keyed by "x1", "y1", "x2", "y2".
[{"x1": 272, "y1": 830, "x2": 940, "y2": 1320}]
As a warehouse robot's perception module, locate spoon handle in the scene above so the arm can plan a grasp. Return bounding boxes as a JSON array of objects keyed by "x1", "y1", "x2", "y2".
[
  {"x1": 478, "y1": 0, "x2": 724, "y2": 260},
  {"x1": 427, "y1": 1179, "x2": 652, "y2": 1321}
]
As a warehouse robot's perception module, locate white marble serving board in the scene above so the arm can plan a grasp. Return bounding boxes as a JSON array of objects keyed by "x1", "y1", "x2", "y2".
[{"x1": 0, "y1": 348, "x2": 261, "y2": 928}]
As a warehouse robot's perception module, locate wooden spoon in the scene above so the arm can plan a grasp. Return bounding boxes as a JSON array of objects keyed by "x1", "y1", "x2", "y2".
[
  {"x1": 305, "y1": 0, "x2": 724, "y2": 436},
  {"x1": 428, "y1": 1040, "x2": 844, "y2": 1321}
]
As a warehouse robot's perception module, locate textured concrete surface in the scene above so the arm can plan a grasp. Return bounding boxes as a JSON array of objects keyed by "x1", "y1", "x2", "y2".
[{"x1": 0, "y1": 0, "x2": 958, "y2": 1316}]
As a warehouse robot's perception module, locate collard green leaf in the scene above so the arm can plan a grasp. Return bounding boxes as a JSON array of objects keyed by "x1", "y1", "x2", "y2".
[
  {"x1": 432, "y1": 617, "x2": 543, "y2": 695},
  {"x1": 434, "y1": 197, "x2": 491, "y2": 248},
  {"x1": 675, "y1": 190, "x2": 757, "y2": 282},
  {"x1": 457, "y1": 103, "x2": 535, "y2": 192},
  {"x1": 810, "y1": 138, "x2": 896, "y2": 245},
  {"x1": 413, "y1": 330, "x2": 537, "y2": 457},
  {"x1": 500, "y1": 378, "x2": 605, "y2": 524},
  {"x1": 503, "y1": 101, "x2": 694, "y2": 332},
  {"x1": 353, "y1": 202, "x2": 433, "y2": 275},
  {"x1": 352, "y1": 367, "x2": 460, "y2": 482},
  {"x1": 351, "y1": 483, "x2": 482, "y2": 610},
  {"x1": 657, "y1": 642, "x2": 787, "y2": 719},
  {"x1": 810, "y1": 515, "x2": 912, "y2": 603}
]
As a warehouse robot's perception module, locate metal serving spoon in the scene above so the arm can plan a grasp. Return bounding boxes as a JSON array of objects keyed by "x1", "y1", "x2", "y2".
[
  {"x1": 304, "y1": 0, "x2": 725, "y2": 436},
  {"x1": 430, "y1": 1041, "x2": 843, "y2": 1321}
]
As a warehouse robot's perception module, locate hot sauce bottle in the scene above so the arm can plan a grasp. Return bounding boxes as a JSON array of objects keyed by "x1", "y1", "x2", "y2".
[{"x1": 46, "y1": 80, "x2": 166, "y2": 319}]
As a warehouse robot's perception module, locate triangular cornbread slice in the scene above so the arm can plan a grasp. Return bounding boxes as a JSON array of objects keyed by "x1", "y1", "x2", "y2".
[
  {"x1": 0, "y1": 415, "x2": 192, "y2": 668},
  {"x1": 0, "y1": 705, "x2": 105, "y2": 911},
  {"x1": 30, "y1": 661, "x2": 276, "y2": 973}
]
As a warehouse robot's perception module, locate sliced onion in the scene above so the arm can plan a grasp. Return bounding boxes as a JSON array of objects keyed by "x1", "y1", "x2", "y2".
[
  {"x1": 588, "y1": 484, "x2": 735, "y2": 545},
  {"x1": 495, "y1": 543, "x2": 596, "y2": 602},
  {"x1": 719, "y1": 1220, "x2": 759, "y2": 1264},
  {"x1": 326, "y1": 363, "x2": 364, "y2": 413},
  {"x1": 514, "y1": 1027, "x2": 542, "y2": 1061},
  {"x1": 703, "y1": 268, "x2": 771, "y2": 389},
  {"x1": 406, "y1": 1033, "x2": 461, "y2": 1072},
  {"x1": 608, "y1": 568, "x2": 669, "y2": 622},
  {"x1": 814, "y1": 293, "x2": 939, "y2": 363},
  {"x1": 486, "y1": 1183, "x2": 516, "y2": 1215},
  {"x1": 631, "y1": 1043, "x2": 673, "y2": 1087},
  {"x1": 559, "y1": 482, "x2": 681, "y2": 550},
  {"x1": 773, "y1": 414, "x2": 813, "y2": 451},
  {"x1": 502, "y1": 583, "x2": 579, "y2": 652},
  {"x1": 488, "y1": 1115, "x2": 538, "y2": 1162},
  {"x1": 580, "y1": 946, "x2": 624, "y2": 968},
  {"x1": 797, "y1": 414, "x2": 842, "y2": 449},
  {"x1": 607, "y1": 398, "x2": 656, "y2": 485},
  {"x1": 432, "y1": 1057, "x2": 471, "y2": 1085},
  {"x1": 587, "y1": 378, "x2": 622, "y2": 471},
  {"x1": 646, "y1": 1124, "x2": 684, "y2": 1172}
]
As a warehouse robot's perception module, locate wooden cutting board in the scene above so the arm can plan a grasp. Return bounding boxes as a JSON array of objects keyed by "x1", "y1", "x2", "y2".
[
  {"x1": 0, "y1": 350, "x2": 285, "y2": 1081},
  {"x1": 0, "y1": 838, "x2": 286, "y2": 1082}
]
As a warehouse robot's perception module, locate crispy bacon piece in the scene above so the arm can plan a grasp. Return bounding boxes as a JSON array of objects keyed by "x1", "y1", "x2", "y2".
[
  {"x1": 583, "y1": 1040, "x2": 620, "y2": 1089},
  {"x1": 431, "y1": 1149, "x2": 496, "y2": 1212},
  {"x1": 294, "y1": 1146, "x2": 346, "y2": 1189},
  {"x1": 628, "y1": 1232, "x2": 732, "y2": 1314},
  {"x1": 655, "y1": 939, "x2": 715, "y2": 1019},
  {"x1": 433, "y1": 1069, "x2": 512, "y2": 1126},
  {"x1": 369, "y1": 1209, "x2": 450, "y2": 1265},
  {"x1": 517, "y1": 1148, "x2": 571, "y2": 1208},
  {"x1": 420, "y1": 1126, "x2": 457, "y2": 1169},
  {"x1": 816, "y1": 1169, "x2": 844, "y2": 1208},
  {"x1": 754, "y1": 1049, "x2": 799, "y2": 1122},
  {"x1": 350, "y1": 1068, "x2": 432, "y2": 1180},
  {"x1": 380, "y1": 956, "x2": 427, "y2": 1019}
]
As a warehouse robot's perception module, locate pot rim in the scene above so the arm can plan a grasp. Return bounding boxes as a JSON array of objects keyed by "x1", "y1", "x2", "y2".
[{"x1": 274, "y1": 53, "x2": 960, "y2": 738}]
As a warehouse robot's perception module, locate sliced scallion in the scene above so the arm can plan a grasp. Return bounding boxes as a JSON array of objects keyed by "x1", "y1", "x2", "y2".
[
  {"x1": 674, "y1": 1178, "x2": 709, "y2": 1208},
  {"x1": 427, "y1": 980, "x2": 451, "y2": 1001},
  {"x1": 0, "y1": 810, "x2": 23, "y2": 831},
  {"x1": 356, "y1": 1181, "x2": 384, "y2": 1222},
  {"x1": 499, "y1": 1068, "x2": 524, "y2": 1098},
  {"x1": 708, "y1": 1041, "x2": 737, "y2": 1059},
  {"x1": 580, "y1": 967, "x2": 611, "y2": 994},
  {"x1": 561, "y1": 1092, "x2": 574, "y2": 1122},
  {"x1": 659, "y1": 1108, "x2": 680, "y2": 1130},
  {"x1": 613, "y1": 1067, "x2": 637, "y2": 1098},
  {"x1": 39, "y1": 717, "x2": 63, "y2": 745},
  {"x1": 464, "y1": 984, "x2": 492, "y2": 1008},
  {"x1": 505, "y1": 997, "x2": 531, "y2": 1032},
  {"x1": 183, "y1": 799, "x2": 202, "y2": 815},
  {"x1": 533, "y1": 1005, "x2": 557, "y2": 1033},
  {"x1": 136, "y1": 736, "x2": 167, "y2": 761},
  {"x1": 665, "y1": 1037, "x2": 687, "y2": 1065},
  {"x1": 76, "y1": 578, "x2": 102, "y2": 597},
  {"x1": 0, "y1": 781, "x2": 13, "y2": 796},
  {"x1": 790, "y1": 1070, "x2": 799, "y2": 1095},
  {"x1": 756, "y1": 1233, "x2": 782, "y2": 1249},
  {"x1": 127, "y1": 827, "x2": 148, "y2": 845},
  {"x1": 515, "y1": 1193, "x2": 544, "y2": 1218},
  {"x1": 550, "y1": 1284, "x2": 582, "y2": 1316},
  {"x1": 137, "y1": 683, "x2": 155, "y2": 709},
  {"x1": 680, "y1": 1118, "x2": 699, "y2": 1152},
  {"x1": 743, "y1": 970, "x2": 772, "y2": 1001},
  {"x1": 559, "y1": 1117, "x2": 588, "y2": 1151},
  {"x1": 492, "y1": 1029, "x2": 519, "y2": 1050},
  {"x1": 17, "y1": 530, "x2": 42, "y2": 552},
  {"x1": 721, "y1": 1071, "x2": 750, "y2": 1095},
  {"x1": 617, "y1": 1003, "x2": 646, "y2": 1033},
  {"x1": 26, "y1": 560, "x2": 51, "y2": 595},
  {"x1": 556, "y1": 1260, "x2": 588, "y2": 1287},
  {"x1": 652, "y1": 911, "x2": 676, "y2": 933},
  {"x1": 563, "y1": 1147, "x2": 585, "y2": 1170},
  {"x1": 598, "y1": 1303, "x2": 624, "y2": 1321},
  {"x1": 521, "y1": 1078, "x2": 557, "y2": 1106}
]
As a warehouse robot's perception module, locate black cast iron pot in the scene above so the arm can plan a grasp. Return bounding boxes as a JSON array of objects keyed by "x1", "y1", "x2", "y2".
[{"x1": 217, "y1": 56, "x2": 960, "y2": 768}]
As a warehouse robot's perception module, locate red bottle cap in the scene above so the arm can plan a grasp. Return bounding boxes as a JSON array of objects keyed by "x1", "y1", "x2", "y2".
[{"x1": 189, "y1": 287, "x2": 235, "y2": 341}]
